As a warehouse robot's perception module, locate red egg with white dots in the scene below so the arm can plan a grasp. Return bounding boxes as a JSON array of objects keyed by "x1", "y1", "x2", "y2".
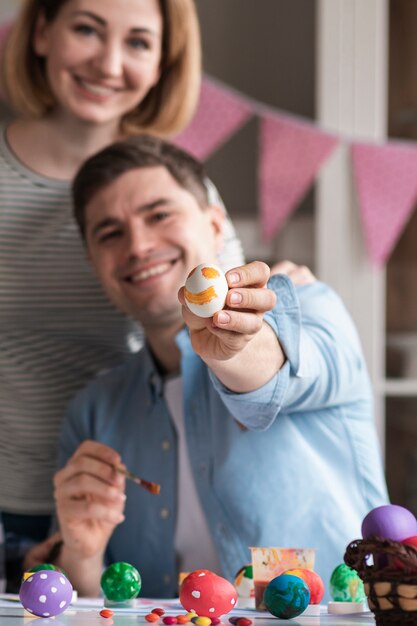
[{"x1": 180, "y1": 570, "x2": 237, "y2": 618}]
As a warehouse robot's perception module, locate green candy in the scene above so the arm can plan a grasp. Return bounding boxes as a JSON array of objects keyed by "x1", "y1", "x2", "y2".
[
  {"x1": 329, "y1": 563, "x2": 366, "y2": 602},
  {"x1": 101, "y1": 562, "x2": 142, "y2": 602}
]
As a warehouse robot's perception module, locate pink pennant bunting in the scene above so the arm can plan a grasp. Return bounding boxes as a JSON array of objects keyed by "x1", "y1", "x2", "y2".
[
  {"x1": 173, "y1": 78, "x2": 253, "y2": 160},
  {"x1": 352, "y1": 141, "x2": 417, "y2": 266},
  {"x1": 259, "y1": 114, "x2": 339, "y2": 241}
]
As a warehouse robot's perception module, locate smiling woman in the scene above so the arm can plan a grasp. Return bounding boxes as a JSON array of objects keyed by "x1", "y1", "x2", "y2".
[{"x1": 0, "y1": 0, "x2": 244, "y2": 592}]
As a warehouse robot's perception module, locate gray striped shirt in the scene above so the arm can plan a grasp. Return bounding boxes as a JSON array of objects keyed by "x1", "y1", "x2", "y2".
[{"x1": 0, "y1": 125, "x2": 244, "y2": 514}]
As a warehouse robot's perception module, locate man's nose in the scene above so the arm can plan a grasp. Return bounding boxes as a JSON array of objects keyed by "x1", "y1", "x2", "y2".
[{"x1": 125, "y1": 225, "x2": 155, "y2": 259}]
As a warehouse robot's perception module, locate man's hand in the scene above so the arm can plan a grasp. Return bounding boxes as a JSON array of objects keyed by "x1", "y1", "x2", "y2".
[
  {"x1": 23, "y1": 531, "x2": 62, "y2": 572},
  {"x1": 270, "y1": 260, "x2": 316, "y2": 285},
  {"x1": 54, "y1": 441, "x2": 126, "y2": 561},
  {"x1": 179, "y1": 261, "x2": 276, "y2": 363}
]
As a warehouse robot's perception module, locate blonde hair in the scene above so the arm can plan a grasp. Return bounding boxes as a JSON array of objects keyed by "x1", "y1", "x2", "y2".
[{"x1": 1, "y1": 0, "x2": 201, "y2": 136}]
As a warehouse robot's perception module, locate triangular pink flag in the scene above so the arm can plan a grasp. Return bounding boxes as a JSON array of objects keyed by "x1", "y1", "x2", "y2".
[
  {"x1": 352, "y1": 141, "x2": 417, "y2": 266},
  {"x1": 259, "y1": 114, "x2": 339, "y2": 241},
  {"x1": 173, "y1": 77, "x2": 253, "y2": 160}
]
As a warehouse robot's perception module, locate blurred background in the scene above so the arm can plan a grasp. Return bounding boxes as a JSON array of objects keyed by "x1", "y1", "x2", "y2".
[{"x1": 1, "y1": 0, "x2": 416, "y2": 514}]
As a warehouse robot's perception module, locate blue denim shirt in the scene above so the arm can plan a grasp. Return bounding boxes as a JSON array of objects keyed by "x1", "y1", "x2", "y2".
[{"x1": 58, "y1": 275, "x2": 388, "y2": 599}]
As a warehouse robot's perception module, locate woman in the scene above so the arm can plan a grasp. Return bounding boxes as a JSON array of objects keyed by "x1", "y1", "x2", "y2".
[{"x1": 0, "y1": 0, "x2": 243, "y2": 589}]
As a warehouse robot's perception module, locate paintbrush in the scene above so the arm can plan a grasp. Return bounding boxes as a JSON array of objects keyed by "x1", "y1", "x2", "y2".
[{"x1": 112, "y1": 465, "x2": 161, "y2": 495}]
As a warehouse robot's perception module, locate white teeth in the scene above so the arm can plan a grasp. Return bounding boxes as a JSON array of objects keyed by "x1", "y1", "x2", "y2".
[
  {"x1": 79, "y1": 79, "x2": 116, "y2": 96},
  {"x1": 130, "y1": 263, "x2": 171, "y2": 282}
]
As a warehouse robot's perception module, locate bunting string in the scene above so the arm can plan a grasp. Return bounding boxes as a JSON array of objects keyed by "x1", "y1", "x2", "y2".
[{"x1": 173, "y1": 74, "x2": 417, "y2": 267}]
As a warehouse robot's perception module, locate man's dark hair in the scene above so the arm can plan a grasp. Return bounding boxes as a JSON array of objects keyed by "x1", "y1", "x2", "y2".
[{"x1": 72, "y1": 135, "x2": 209, "y2": 239}]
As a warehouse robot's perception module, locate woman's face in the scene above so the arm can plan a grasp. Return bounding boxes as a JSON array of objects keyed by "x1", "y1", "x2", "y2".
[{"x1": 33, "y1": 0, "x2": 163, "y2": 127}]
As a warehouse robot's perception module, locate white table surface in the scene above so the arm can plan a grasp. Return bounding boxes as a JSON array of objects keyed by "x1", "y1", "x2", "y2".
[{"x1": 0, "y1": 597, "x2": 376, "y2": 626}]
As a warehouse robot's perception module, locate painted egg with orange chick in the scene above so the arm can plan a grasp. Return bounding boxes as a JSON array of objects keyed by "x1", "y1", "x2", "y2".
[{"x1": 184, "y1": 264, "x2": 228, "y2": 318}]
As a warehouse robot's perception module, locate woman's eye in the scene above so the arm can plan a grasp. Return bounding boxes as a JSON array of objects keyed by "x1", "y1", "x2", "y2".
[
  {"x1": 73, "y1": 23, "x2": 97, "y2": 37},
  {"x1": 128, "y1": 37, "x2": 150, "y2": 50}
]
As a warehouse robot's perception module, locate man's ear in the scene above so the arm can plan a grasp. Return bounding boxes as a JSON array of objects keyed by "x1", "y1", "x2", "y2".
[
  {"x1": 206, "y1": 204, "x2": 225, "y2": 254},
  {"x1": 32, "y1": 11, "x2": 50, "y2": 57}
]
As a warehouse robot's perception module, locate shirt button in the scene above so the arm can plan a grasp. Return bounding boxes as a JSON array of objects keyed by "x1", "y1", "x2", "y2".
[
  {"x1": 160, "y1": 508, "x2": 170, "y2": 519},
  {"x1": 161, "y1": 440, "x2": 170, "y2": 451}
]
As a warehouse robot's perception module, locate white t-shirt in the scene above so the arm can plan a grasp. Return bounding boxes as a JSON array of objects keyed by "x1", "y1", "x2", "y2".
[{"x1": 164, "y1": 376, "x2": 222, "y2": 574}]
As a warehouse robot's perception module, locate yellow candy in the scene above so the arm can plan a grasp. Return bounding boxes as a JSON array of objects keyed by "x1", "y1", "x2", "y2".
[{"x1": 194, "y1": 618, "x2": 211, "y2": 626}]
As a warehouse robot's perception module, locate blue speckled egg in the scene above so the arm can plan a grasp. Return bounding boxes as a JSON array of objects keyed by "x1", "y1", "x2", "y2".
[{"x1": 19, "y1": 570, "x2": 73, "y2": 617}]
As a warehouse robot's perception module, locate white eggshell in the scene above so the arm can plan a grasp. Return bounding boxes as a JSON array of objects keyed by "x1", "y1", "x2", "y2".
[{"x1": 184, "y1": 264, "x2": 228, "y2": 318}]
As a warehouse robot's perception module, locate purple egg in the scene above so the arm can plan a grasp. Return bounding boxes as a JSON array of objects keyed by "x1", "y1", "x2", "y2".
[
  {"x1": 362, "y1": 504, "x2": 417, "y2": 541},
  {"x1": 19, "y1": 570, "x2": 73, "y2": 617}
]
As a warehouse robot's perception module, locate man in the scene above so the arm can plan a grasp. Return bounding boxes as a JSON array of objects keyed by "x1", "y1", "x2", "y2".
[{"x1": 53, "y1": 135, "x2": 388, "y2": 599}]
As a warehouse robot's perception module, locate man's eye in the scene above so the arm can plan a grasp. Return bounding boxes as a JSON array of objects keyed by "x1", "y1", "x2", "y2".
[
  {"x1": 151, "y1": 211, "x2": 169, "y2": 222},
  {"x1": 98, "y1": 230, "x2": 121, "y2": 243}
]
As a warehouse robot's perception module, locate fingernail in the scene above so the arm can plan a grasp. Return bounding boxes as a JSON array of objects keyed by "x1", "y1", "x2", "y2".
[
  {"x1": 229, "y1": 291, "x2": 242, "y2": 304},
  {"x1": 217, "y1": 311, "x2": 230, "y2": 324},
  {"x1": 228, "y1": 272, "x2": 240, "y2": 284}
]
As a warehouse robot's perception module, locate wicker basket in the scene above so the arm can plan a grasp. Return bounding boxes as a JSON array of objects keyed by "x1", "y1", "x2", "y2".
[{"x1": 344, "y1": 537, "x2": 417, "y2": 625}]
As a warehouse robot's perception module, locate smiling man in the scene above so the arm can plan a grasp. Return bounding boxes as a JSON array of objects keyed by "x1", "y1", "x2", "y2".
[{"x1": 52, "y1": 135, "x2": 388, "y2": 600}]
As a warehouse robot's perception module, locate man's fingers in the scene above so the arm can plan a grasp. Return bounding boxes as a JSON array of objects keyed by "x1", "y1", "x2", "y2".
[
  {"x1": 55, "y1": 472, "x2": 126, "y2": 505},
  {"x1": 226, "y1": 261, "x2": 270, "y2": 288},
  {"x1": 58, "y1": 498, "x2": 125, "y2": 526},
  {"x1": 55, "y1": 456, "x2": 124, "y2": 490},
  {"x1": 212, "y1": 310, "x2": 264, "y2": 336},
  {"x1": 226, "y1": 287, "x2": 276, "y2": 312}
]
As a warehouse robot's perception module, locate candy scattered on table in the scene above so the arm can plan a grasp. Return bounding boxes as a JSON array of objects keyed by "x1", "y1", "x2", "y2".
[
  {"x1": 329, "y1": 563, "x2": 366, "y2": 602},
  {"x1": 234, "y1": 564, "x2": 254, "y2": 599},
  {"x1": 180, "y1": 569, "x2": 237, "y2": 618},
  {"x1": 99, "y1": 608, "x2": 114, "y2": 618},
  {"x1": 146, "y1": 613, "x2": 161, "y2": 622},
  {"x1": 263, "y1": 573, "x2": 310, "y2": 619},
  {"x1": 163, "y1": 617, "x2": 178, "y2": 625},
  {"x1": 361, "y1": 504, "x2": 417, "y2": 541},
  {"x1": 176, "y1": 614, "x2": 190, "y2": 624},
  {"x1": 100, "y1": 562, "x2": 141, "y2": 602},
  {"x1": 184, "y1": 264, "x2": 228, "y2": 318},
  {"x1": 19, "y1": 570, "x2": 73, "y2": 618},
  {"x1": 152, "y1": 608, "x2": 166, "y2": 616},
  {"x1": 283, "y1": 567, "x2": 324, "y2": 604}
]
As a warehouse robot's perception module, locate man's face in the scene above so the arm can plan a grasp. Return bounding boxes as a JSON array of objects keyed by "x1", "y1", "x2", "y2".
[{"x1": 85, "y1": 166, "x2": 224, "y2": 328}]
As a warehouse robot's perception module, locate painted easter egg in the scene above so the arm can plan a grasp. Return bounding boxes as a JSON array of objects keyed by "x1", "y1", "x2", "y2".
[
  {"x1": 184, "y1": 264, "x2": 228, "y2": 318},
  {"x1": 393, "y1": 535, "x2": 417, "y2": 571},
  {"x1": 329, "y1": 563, "x2": 366, "y2": 602},
  {"x1": 19, "y1": 570, "x2": 73, "y2": 617},
  {"x1": 361, "y1": 504, "x2": 417, "y2": 541},
  {"x1": 283, "y1": 568, "x2": 324, "y2": 604},
  {"x1": 264, "y1": 574, "x2": 310, "y2": 619},
  {"x1": 234, "y1": 564, "x2": 254, "y2": 599},
  {"x1": 100, "y1": 562, "x2": 141, "y2": 602},
  {"x1": 180, "y1": 569, "x2": 237, "y2": 617}
]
